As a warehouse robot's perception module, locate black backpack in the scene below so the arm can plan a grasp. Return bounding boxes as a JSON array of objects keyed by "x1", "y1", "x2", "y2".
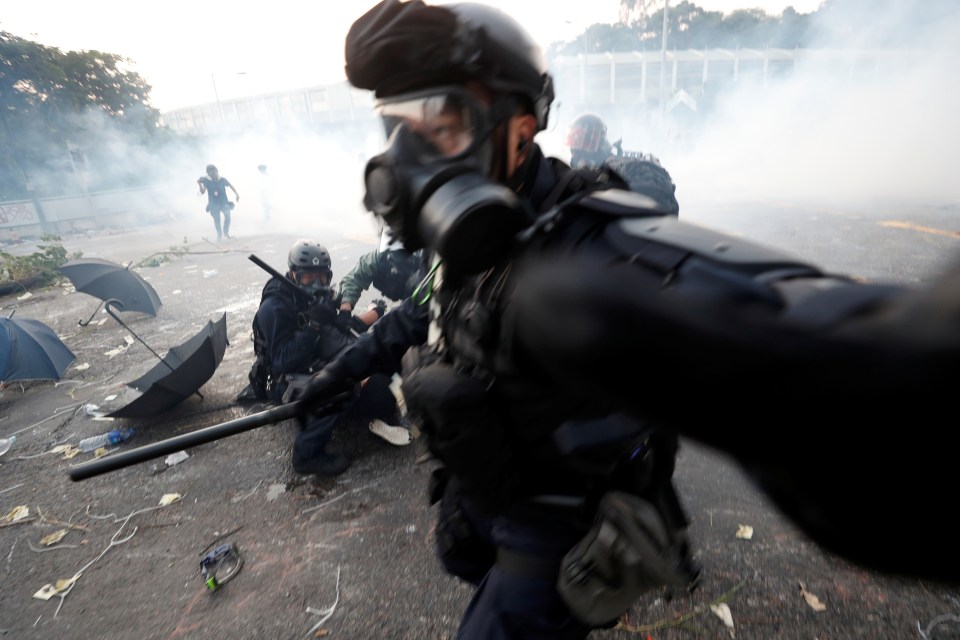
[{"x1": 236, "y1": 282, "x2": 290, "y2": 404}]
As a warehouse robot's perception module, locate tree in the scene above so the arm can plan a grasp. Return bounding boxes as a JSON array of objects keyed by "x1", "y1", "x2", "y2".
[{"x1": 0, "y1": 31, "x2": 161, "y2": 200}]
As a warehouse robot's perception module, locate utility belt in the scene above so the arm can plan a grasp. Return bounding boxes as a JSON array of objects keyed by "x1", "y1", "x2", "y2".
[{"x1": 406, "y1": 356, "x2": 696, "y2": 626}]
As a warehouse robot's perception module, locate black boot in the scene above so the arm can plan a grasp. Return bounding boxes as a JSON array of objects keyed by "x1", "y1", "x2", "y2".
[{"x1": 293, "y1": 452, "x2": 350, "y2": 477}]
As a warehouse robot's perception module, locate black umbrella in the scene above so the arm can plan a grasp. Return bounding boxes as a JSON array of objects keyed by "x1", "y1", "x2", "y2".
[
  {"x1": 107, "y1": 312, "x2": 229, "y2": 418},
  {"x1": 0, "y1": 313, "x2": 76, "y2": 384},
  {"x1": 58, "y1": 258, "x2": 162, "y2": 323}
]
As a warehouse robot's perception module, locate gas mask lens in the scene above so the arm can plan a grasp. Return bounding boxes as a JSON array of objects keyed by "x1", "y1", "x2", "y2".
[
  {"x1": 297, "y1": 271, "x2": 328, "y2": 295},
  {"x1": 378, "y1": 89, "x2": 482, "y2": 161}
]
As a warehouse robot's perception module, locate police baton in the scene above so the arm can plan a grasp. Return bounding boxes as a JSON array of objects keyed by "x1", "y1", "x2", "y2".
[{"x1": 67, "y1": 394, "x2": 352, "y2": 482}]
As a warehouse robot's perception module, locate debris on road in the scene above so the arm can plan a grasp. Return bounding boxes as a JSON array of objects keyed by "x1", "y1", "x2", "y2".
[
  {"x1": 799, "y1": 582, "x2": 827, "y2": 612},
  {"x1": 165, "y1": 451, "x2": 189, "y2": 466},
  {"x1": 735, "y1": 524, "x2": 754, "y2": 540},
  {"x1": 710, "y1": 602, "x2": 736, "y2": 638},
  {"x1": 39, "y1": 530, "x2": 68, "y2": 546},
  {"x1": 306, "y1": 565, "x2": 342, "y2": 637},
  {"x1": 3, "y1": 505, "x2": 29, "y2": 523}
]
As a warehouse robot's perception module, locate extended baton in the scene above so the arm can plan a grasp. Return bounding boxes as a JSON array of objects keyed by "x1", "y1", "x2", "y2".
[{"x1": 67, "y1": 394, "x2": 352, "y2": 482}]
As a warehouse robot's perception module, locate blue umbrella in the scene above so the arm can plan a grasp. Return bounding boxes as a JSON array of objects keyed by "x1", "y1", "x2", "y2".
[{"x1": 0, "y1": 315, "x2": 76, "y2": 384}]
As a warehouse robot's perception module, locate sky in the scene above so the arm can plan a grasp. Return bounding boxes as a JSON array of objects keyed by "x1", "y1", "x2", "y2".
[
  {"x1": 1, "y1": 0, "x2": 824, "y2": 112},
  {"x1": 5, "y1": 0, "x2": 957, "y2": 263}
]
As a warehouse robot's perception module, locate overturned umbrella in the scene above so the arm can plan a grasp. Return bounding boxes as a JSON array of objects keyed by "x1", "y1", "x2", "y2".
[
  {"x1": 107, "y1": 309, "x2": 228, "y2": 418},
  {"x1": 0, "y1": 312, "x2": 76, "y2": 385},
  {"x1": 58, "y1": 257, "x2": 162, "y2": 324}
]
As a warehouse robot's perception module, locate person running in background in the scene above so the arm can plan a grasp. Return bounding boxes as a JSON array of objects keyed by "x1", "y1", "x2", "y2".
[
  {"x1": 257, "y1": 164, "x2": 273, "y2": 223},
  {"x1": 197, "y1": 164, "x2": 239, "y2": 241}
]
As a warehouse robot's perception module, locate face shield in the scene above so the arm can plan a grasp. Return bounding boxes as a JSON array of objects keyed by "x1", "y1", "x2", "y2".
[{"x1": 363, "y1": 87, "x2": 531, "y2": 277}]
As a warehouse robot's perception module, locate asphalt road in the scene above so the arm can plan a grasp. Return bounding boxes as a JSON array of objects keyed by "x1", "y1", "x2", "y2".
[{"x1": 1, "y1": 197, "x2": 958, "y2": 640}]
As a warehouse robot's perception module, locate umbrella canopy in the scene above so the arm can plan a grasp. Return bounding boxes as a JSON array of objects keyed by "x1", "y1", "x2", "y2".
[
  {"x1": 108, "y1": 313, "x2": 228, "y2": 418},
  {"x1": 0, "y1": 316, "x2": 76, "y2": 384},
  {"x1": 58, "y1": 258, "x2": 162, "y2": 316}
]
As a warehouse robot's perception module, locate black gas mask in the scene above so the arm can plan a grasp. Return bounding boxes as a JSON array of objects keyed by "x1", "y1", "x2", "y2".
[{"x1": 363, "y1": 87, "x2": 532, "y2": 276}]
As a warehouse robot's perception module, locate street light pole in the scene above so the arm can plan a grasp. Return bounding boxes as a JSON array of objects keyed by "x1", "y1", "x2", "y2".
[
  {"x1": 211, "y1": 73, "x2": 225, "y2": 125},
  {"x1": 660, "y1": 0, "x2": 669, "y2": 116}
]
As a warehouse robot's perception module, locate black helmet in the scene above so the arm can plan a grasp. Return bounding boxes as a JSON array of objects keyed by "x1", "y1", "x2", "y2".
[
  {"x1": 345, "y1": 0, "x2": 555, "y2": 131},
  {"x1": 566, "y1": 113, "x2": 610, "y2": 155},
  {"x1": 206, "y1": 164, "x2": 218, "y2": 176},
  {"x1": 287, "y1": 240, "x2": 332, "y2": 279}
]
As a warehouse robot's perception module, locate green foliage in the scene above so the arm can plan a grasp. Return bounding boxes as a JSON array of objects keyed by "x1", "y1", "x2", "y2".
[
  {"x1": 0, "y1": 31, "x2": 162, "y2": 200},
  {"x1": 135, "y1": 239, "x2": 192, "y2": 269},
  {"x1": 0, "y1": 234, "x2": 82, "y2": 284}
]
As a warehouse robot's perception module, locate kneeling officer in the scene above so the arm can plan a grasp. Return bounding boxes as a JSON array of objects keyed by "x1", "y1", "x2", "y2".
[{"x1": 254, "y1": 239, "x2": 397, "y2": 477}]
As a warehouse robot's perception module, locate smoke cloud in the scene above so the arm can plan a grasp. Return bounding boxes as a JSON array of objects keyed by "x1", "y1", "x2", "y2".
[{"x1": 541, "y1": 2, "x2": 960, "y2": 216}]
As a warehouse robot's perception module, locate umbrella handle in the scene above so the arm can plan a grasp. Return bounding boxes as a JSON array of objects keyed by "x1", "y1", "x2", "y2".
[
  {"x1": 104, "y1": 299, "x2": 180, "y2": 373},
  {"x1": 78, "y1": 300, "x2": 106, "y2": 327}
]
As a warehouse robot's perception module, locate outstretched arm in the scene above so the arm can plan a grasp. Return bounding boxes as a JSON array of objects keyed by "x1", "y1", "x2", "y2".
[
  {"x1": 509, "y1": 225, "x2": 959, "y2": 583},
  {"x1": 338, "y1": 250, "x2": 380, "y2": 310}
]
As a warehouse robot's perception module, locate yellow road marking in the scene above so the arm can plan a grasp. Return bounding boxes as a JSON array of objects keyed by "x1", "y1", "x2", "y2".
[{"x1": 881, "y1": 220, "x2": 960, "y2": 238}]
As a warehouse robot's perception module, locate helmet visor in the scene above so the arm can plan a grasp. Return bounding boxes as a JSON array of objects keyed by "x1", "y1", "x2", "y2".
[
  {"x1": 377, "y1": 88, "x2": 486, "y2": 161},
  {"x1": 566, "y1": 122, "x2": 607, "y2": 154}
]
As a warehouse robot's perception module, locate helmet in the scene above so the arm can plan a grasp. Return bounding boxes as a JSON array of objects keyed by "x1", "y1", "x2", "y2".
[
  {"x1": 566, "y1": 113, "x2": 610, "y2": 156},
  {"x1": 345, "y1": 0, "x2": 555, "y2": 131},
  {"x1": 206, "y1": 164, "x2": 218, "y2": 175},
  {"x1": 287, "y1": 240, "x2": 332, "y2": 281}
]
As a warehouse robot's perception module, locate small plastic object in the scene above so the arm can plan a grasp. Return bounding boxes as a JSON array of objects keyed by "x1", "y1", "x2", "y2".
[
  {"x1": 0, "y1": 435, "x2": 16, "y2": 456},
  {"x1": 165, "y1": 451, "x2": 189, "y2": 466},
  {"x1": 200, "y1": 543, "x2": 243, "y2": 591},
  {"x1": 78, "y1": 428, "x2": 135, "y2": 453}
]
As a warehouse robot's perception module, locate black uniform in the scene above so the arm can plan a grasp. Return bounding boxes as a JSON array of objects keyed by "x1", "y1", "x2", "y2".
[
  {"x1": 314, "y1": 147, "x2": 698, "y2": 638},
  {"x1": 255, "y1": 276, "x2": 397, "y2": 469}
]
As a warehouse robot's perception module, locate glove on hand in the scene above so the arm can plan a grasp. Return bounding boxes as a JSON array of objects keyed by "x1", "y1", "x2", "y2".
[
  {"x1": 290, "y1": 368, "x2": 356, "y2": 426},
  {"x1": 334, "y1": 309, "x2": 368, "y2": 333},
  {"x1": 308, "y1": 301, "x2": 337, "y2": 326},
  {"x1": 369, "y1": 299, "x2": 388, "y2": 318}
]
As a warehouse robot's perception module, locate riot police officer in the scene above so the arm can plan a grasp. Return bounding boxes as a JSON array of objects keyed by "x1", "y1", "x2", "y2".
[
  {"x1": 294, "y1": 2, "x2": 701, "y2": 636},
  {"x1": 566, "y1": 112, "x2": 680, "y2": 215},
  {"x1": 254, "y1": 239, "x2": 400, "y2": 477},
  {"x1": 299, "y1": 0, "x2": 960, "y2": 588}
]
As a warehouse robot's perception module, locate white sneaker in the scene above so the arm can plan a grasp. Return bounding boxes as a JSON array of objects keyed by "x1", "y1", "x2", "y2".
[{"x1": 369, "y1": 419, "x2": 413, "y2": 446}]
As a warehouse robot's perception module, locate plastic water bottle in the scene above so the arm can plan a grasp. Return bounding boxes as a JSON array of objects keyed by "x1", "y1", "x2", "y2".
[
  {"x1": 78, "y1": 428, "x2": 135, "y2": 452},
  {"x1": 0, "y1": 435, "x2": 16, "y2": 457}
]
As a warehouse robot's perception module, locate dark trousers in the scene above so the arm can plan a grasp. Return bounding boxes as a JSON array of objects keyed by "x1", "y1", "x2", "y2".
[
  {"x1": 436, "y1": 480, "x2": 594, "y2": 640},
  {"x1": 208, "y1": 205, "x2": 231, "y2": 239},
  {"x1": 292, "y1": 373, "x2": 399, "y2": 466}
]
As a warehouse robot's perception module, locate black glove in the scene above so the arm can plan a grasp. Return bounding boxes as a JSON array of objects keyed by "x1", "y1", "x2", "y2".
[
  {"x1": 290, "y1": 368, "x2": 356, "y2": 421},
  {"x1": 308, "y1": 301, "x2": 337, "y2": 326},
  {"x1": 370, "y1": 299, "x2": 388, "y2": 318},
  {"x1": 334, "y1": 309, "x2": 353, "y2": 331},
  {"x1": 333, "y1": 309, "x2": 369, "y2": 334}
]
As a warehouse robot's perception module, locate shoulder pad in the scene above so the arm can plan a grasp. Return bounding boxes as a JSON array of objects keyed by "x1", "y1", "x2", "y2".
[
  {"x1": 614, "y1": 215, "x2": 822, "y2": 275},
  {"x1": 577, "y1": 188, "x2": 671, "y2": 217}
]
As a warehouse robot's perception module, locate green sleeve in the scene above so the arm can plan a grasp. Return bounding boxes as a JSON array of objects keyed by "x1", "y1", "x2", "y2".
[{"x1": 338, "y1": 250, "x2": 381, "y2": 306}]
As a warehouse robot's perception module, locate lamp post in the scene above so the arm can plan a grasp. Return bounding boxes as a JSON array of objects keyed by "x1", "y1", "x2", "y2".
[
  {"x1": 660, "y1": 0, "x2": 669, "y2": 116},
  {"x1": 211, "y1": 73, "x2": 225, "y2": 124},
  {"x1": 210, "y1": 72, "x2": 246, "y2": 126}
]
